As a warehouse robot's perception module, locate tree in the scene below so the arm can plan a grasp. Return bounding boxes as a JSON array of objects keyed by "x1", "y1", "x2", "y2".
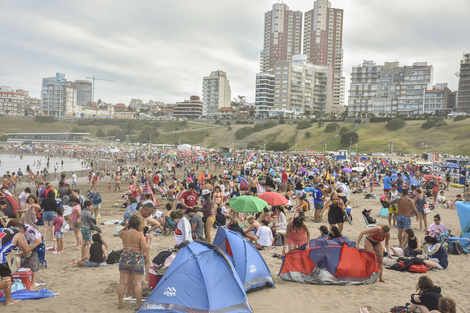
[
  {"x1": 386, "y1": 118, "x2": 405, "y2": 130},
  {"x1": 96, "y1": 129, "x2": 105, "y2": 137},
  {"x1": 340, "y1": 131, "x2": 359, "y2": 146},
  {"x1": 231, "y1": 95, "x2": 246, "y2": 107},
  {"x1": 454, "y1": 115, "x2": 467, "y2": 122},
  {"x1": 97, "y1": 98, "x2": 102, "y2": 104},
  {"x1": 124, "y1": 119, "x2": 136, "y2": 134},
  {"x1": 305, "y1": 131, "x2": 311, "y2": 138},
  {"x1": 317, "y1": 120, "x2": 324, "y2": 128},
  {"x1": 139, "y1": 126, "x2": 159, "y2": 143}
]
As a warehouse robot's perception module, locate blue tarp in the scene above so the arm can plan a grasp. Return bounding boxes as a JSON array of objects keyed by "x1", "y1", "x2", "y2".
[
  {"x1": 138, "y1": 241, "x2": 252, "y2": 313},
  {"x1": 213, "y1": 228, "x2": 274, "y2": 292}
]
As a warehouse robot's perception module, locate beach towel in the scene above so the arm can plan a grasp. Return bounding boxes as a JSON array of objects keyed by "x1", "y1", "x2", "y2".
[{"x1": 0, "y1": 288, "x2": 55, "y2": 302}]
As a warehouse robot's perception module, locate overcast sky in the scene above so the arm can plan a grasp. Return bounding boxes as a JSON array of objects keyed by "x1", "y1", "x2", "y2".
[{"x1": 0, "y1": 0, "x2": 468, "y2": 105}]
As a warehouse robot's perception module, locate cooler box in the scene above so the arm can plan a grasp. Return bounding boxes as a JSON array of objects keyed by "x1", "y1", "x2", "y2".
[
  {"x1": 11, "y1": 268, "x2": 32, "y2": 290},
  {"x1": 149, "y1": 267, "x2": 167, "y2": 290}
]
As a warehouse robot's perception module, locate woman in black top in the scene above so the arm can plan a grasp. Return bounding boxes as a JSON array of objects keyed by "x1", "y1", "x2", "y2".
[
  {"x1": 78, "y1": 233, "x2": 108, "y2": 266},
  {"x1": 409, "y1": 275, "x2": 442, "y2": 312},
  {"x1": 402, "y1": 228, "x2": 422, "y2": 257},
  {"x1": 321, "y1": 192, "x2": 345, "y2": 233},
  {"x1": 42, "y1": 190, "x2": 58, "y2": 241},
  {"x1": 228, "y1": 218, "x2": 246, "y2": 237}
]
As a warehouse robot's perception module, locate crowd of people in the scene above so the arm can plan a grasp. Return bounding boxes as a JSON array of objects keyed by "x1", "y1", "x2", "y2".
[{"x1": 0, "y1": 147, "x2": 464, "y2": 311}]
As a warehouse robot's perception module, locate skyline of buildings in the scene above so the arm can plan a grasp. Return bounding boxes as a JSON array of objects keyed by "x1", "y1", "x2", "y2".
[{"x1": 1, "y1": 1, "x2": 467, "y2": 119}]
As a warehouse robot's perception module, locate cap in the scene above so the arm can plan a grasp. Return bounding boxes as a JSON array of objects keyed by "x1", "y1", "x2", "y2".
[
  {"x1": 363, "y1": 208, "x2": 372, "y2": 212},
  {"x1": 201, "y1": 189, "x2": 211, "y2": 196}
]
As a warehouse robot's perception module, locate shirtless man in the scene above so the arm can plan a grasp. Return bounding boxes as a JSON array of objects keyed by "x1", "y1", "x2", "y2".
[
  {"x1": 248, "y1": 175, "x2": 258, "y2": 196},
  {"x1": 245, "y1": 216, "x2": 261, "y2": 241},
  {"x1": 389, "y1": 189, "x2": 419, "y2": 247},
  {"x1": 114, "y1": 172, "x2": 122, "y2": 192}
]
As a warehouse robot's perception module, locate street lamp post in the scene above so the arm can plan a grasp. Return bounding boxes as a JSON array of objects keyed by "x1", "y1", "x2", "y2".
[{"x1": 426, "y1": 145, "x2": 428, "y2": 154}]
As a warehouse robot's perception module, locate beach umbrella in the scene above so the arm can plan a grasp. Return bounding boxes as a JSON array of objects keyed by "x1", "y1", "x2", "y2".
[
  {"x1": 342, "y1": 168, "x2": 352, "y2": 173},
  {"x1": 351, "y1": 167, "x2": 366, "y2": 172},
  {"x1": 258, "y1": 192, "x2": 288, "y2": 206},
  {"x1": 228, "y1": 195, "x2": 268, "y2": 213}
]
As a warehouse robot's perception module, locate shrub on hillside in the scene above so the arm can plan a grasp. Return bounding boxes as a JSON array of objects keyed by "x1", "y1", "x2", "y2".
[
  {"x1": 253, "y1": 121, "x2": 277, "y2": 132},
  {"x1": 339, "y1": 126, "x2": 349, "y2": 135},
  {"x1": 325, "y1": 122, "x2": 340, "y2": 133},
  {"x1": 296, "y1": 120, "x2": 312, "y2": 130},
  {"x1": 35, "y1": 116, "x2": 56, "y2": 123},
  {"x1": 454, "y1": 115, "x2": 467, "y2": 122},
  {"x1": 340, "y1": 131, "x2": 359, "y2": 146},
  {"x1": 435, "y1": 120, "x2": 447, "y2": 128},
  {"x1": 386, "y1": 118, "x2": 405, "y2": 130},
  {"x1": 235, "y1": 127, "x2": 253, "y2": 140},
  {"x1": 421, "y1": 119, "x2": 437, "y2": 129},
  {"x1": 354, "y1": 119, "x2": 362, "y2": 124},
  {"x1": 266, "y1": 141, "x2": 290, "y2": 151},
  {"x1": 317, "y1": 120, "x2": 324, "y2": 128}
]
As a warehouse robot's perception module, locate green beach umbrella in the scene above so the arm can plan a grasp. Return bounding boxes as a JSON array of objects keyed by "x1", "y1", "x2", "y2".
[{"x1": 228, "y1": 195, "x2": 269, "y2": 213}]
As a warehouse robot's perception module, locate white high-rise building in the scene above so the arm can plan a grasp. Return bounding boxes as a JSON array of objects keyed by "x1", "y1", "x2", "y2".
[
  {"x1": 202, "y1": 70, "x2": 231, "y2": 118},
  {"x1": 303, "y1": 0, "x2": 345, "y2": 113},
  {"x1": 272, "y1": 55, "x2": 330, "y2": 116},
  {"x1": 75, "y1": 80, "x2": 92, "y2": 106},
  {"x1": 41, "y1": 73, "x2": 77, "y2": 117},
  {"x1": 348, "y1": 61, "x2": 433, "y2": 116},
  {"x1": 260, "y1": 3, "x2": 302, "y2": 73}
]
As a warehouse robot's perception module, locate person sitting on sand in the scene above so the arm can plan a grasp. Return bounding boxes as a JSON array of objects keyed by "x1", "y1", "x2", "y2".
[
  {"x1": 430, "y1": 297, "x2": 457, "y2": 313},
  {"x1": 328, "y1": 225, "x2": 342, "y2": 239},
  {"x1": 228, "y1": 218, "x2": 246, "y2": 237},
  {"x1": 0, "y1": 221, "x2": 39, "y2": 306},
  {"x1": 315, "y1": 225, "x2": 329, "y2": 240},
  {"x1": 427, "y1": 214, "x2": 449, "y2": 238},
  {"x1": 245, "y1": 216, "x2": 261, "y2": 242},
  {"x1": 117, "y1": 215, "x2": 148, "y2": 309},
  {"x1": 77, "y1": 233, "x2": 108, "y2": 267},
  {"x1": 409, "y1": 275, "x2": 442, "y2": 313},
  {"x1": 356, "y1": 224, "x2": 393, "y2": 283},
  {"x1": 282, "y1": 217, "x2": 311, "y2": 254},
  {"x1": 255, "y1": 220, "x2": 274, "y2": 247},
  {"x1": 419, "y1": 236, "x2": 448, "y2": 270},
  {"x1": 402, "y1": 228, "x2": 422, "y2": 257},
  {"x1": 170, "y1": 209, "x2": 192, "y2": 245}
]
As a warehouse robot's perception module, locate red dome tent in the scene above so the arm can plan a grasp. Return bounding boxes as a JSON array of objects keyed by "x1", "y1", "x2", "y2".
[{"x1": 279, "y1": 238, "x2": 379, "y2": 285}]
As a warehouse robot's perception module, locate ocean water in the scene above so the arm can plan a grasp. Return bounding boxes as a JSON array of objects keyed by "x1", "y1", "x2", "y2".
[{"x1": 0, "y1": 154, "x2": 85, "y2": 176}]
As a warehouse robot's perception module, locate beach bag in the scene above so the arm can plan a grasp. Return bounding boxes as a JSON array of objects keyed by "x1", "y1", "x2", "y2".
[
  {"x1": 11, "y1": 279, "x2": 26, "y2": 292},
  {"x1": 274, "y1": 232, "x2": 284, "y2": 246},
  {"x1": 152, "y1": 251, "x2": 175, "y2": 269},
  {"x1": 423, "y1": 203, "x2": 431, "y2": 215},
  {"x1": 107, "y1": 249, "x2": 123, "y2": 264},
  {"x1": 60, "y1": 217, "x2": 70, "y2": 233}
]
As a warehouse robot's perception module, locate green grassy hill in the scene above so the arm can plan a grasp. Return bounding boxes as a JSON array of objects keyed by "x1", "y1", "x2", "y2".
[{"x1": 1, "y1": 117, "x2": 469, "y2": 155}]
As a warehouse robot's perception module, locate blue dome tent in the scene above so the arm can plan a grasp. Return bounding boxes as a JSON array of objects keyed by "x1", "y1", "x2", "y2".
[
  {"x1": 138, "y1": 240, "x2": 252, "y2": 313},
  {"x1": 213, "y1": 227, "x2": 274, "y2": 292}
]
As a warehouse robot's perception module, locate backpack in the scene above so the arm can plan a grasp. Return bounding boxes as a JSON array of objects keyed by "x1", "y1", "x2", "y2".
[
  {"x1": 274, "y1": 232, "x2": 284, "y2": 247},
  {"x1": 449, "y1": 241, "x2": 465, "y2": 255},
  {"x1": 91, "y1": 193, "x2": 102, "y2": 204},
  {"x1": 107, "y1": 249, "x2": 123, "y2": 264}
]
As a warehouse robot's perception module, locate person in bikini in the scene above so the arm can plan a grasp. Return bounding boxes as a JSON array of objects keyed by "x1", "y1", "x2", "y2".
[
  {"x1": 356, "y1": 224, "x2": 393, "y2": 283},
  {"x1": 117, "y1": 215, "x2": 149, "y2": 309}
]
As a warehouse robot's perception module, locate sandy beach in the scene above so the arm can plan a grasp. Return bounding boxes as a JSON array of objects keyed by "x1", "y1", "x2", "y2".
[{"x1": 3, "y1": 172, "x2": 469, "y2": 313}]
